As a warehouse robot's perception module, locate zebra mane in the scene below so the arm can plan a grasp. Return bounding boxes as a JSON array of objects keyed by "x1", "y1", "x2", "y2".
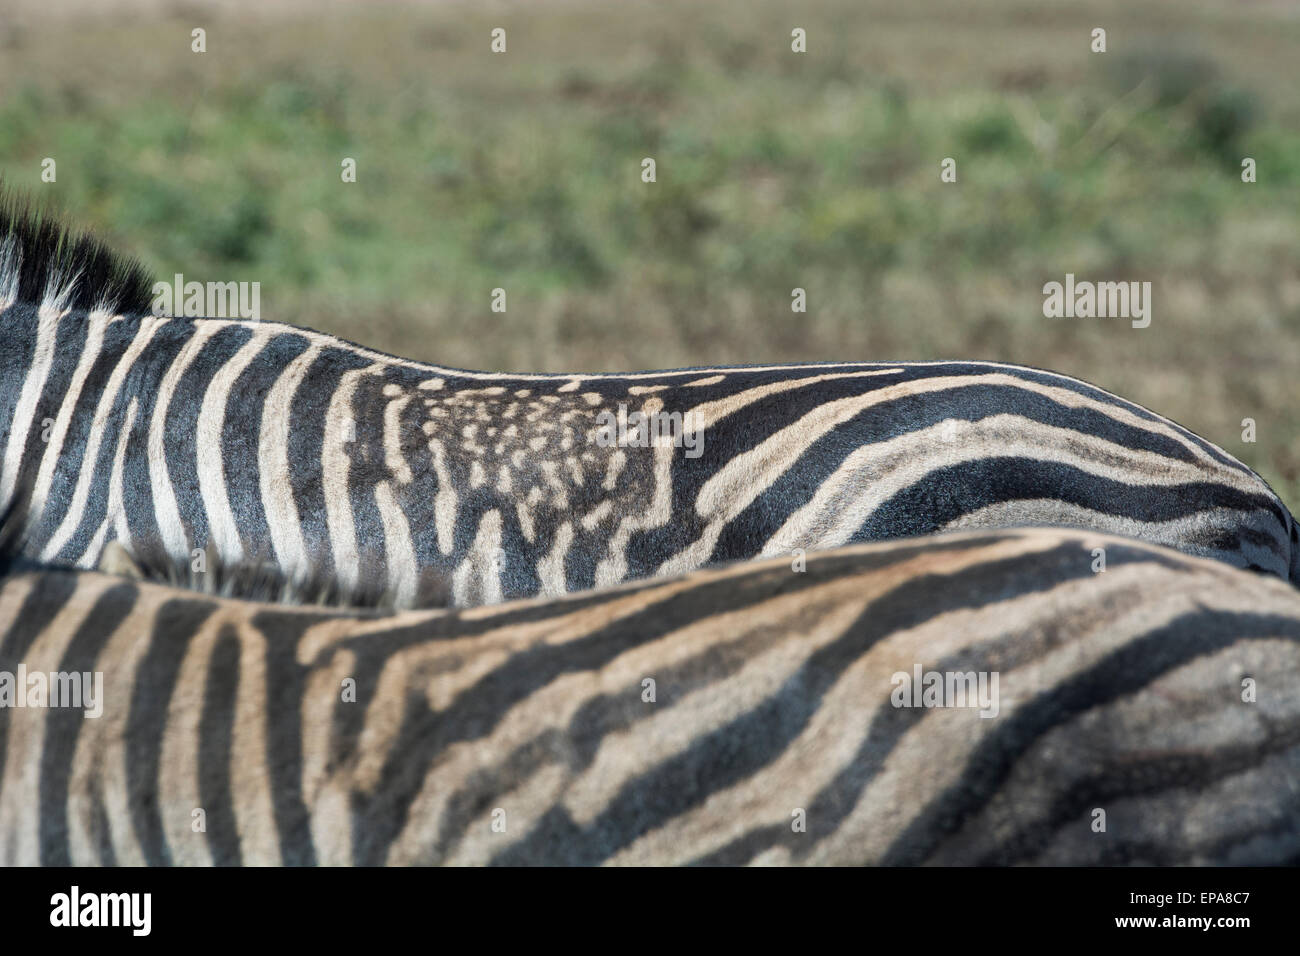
[
  {"x1": 0, "y1": 182, "x2": 155, "y2": 316},
  {"x1": 104, "y1": 538, "x2": 434, "y2": 610},
  {"x1": 0, "y1": 520, "x2": 426, "y2": 611}
]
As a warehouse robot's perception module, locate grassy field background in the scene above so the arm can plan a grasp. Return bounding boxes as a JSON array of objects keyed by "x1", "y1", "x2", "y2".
[{"x1": 1, "y1": 0, "x2": 1297, "y2": 503}]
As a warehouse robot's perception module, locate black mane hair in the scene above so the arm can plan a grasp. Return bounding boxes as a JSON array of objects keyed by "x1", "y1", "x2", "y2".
[{"x1": 0, "y1": 181, "x2": 156, "y2": 315}]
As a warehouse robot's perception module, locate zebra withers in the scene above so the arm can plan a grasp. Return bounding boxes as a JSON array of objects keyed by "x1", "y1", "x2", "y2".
[
  {"x1": 0, "y1": 527, "x2": 1296, "y2": 866},
  {"x1": 2, "y1": 193, "x2": 1296, "y2": 607}
]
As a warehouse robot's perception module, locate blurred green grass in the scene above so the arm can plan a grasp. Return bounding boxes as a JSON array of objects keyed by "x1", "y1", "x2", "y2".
[{"x1": 1, "y1": 0, "x2": 1297, "y2": 503}]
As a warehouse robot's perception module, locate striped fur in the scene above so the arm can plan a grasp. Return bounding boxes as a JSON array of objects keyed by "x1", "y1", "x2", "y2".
[
  {"x1": 1, "y1": 528, "x2": 1297, "y2": 865},
  {"x1": 2, "y1": 196, "x2": 1297, "y2": 608}
]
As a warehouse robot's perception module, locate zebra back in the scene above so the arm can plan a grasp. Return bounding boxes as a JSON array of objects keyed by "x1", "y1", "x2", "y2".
[{"x1": 1, "y1": 528, "x2": 1296, "y2": 865}]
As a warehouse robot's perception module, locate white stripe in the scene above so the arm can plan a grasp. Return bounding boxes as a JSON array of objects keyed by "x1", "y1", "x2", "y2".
[
  {"x1": 654, "y1": 373, "x2": 1272, "y2": 578},
  {"x1": 323, "y1": 364, "x2": 384, "y2": 597},
  {"x1": 148, "y1": 322, "x2": 224, "y2": 561},
  {"x1": 764, "y1": 414, "x2": 1275, "y2": 559},
  {"x1": 74, "y1": 395, "x2": 140, "y2": 567},
  {"x1": 196, "y1": 328, "x2": 275, "y2": 566},
  {"x1": 536, "y1": 519, "x2": 574, "y2": 598},
  {"x1": 156, "y1": 611, "x2": 226, "y2": 866},
  {"x1": 374, "y1": 480, "x2": 418, "y2": 607},
  {"x1": 225, "y1": 622, "x2": 282, "y2": 865},
  {"x1": 110, "y1": 397, "x2": 142, "y2": 556},
  {"x1": 0, "y1": 304, "x2": 63, "y2": 512},
  {"x1": 258, "y1": 343, "x2": 323, "y2": 578},
  {"x1": 383, "y1": 392, "x2": 414, "y2": 484},
  {"x1": 450, "y1": 508, "x2": 505, "y2": 607},
  {"x1": 40, "y1": 318, "x2": 165, "y2": 560},
  {"x1": 27, "y1": 314, "x2": 107, "y2": 531},
  {"x1": 0, "y1": 574, "x2": 113, "y2": 863},
  {"x1": 426, "y1": 437, "x2": 458, "y2": 556}
]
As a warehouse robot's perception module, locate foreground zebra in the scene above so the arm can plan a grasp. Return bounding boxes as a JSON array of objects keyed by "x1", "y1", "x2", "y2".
[
  {"x1": 1, "y1": 527, "x2": 1297, "y2": 866},
  {"x1": 2, "y1": 195, "x2": 1297, "y2": 608}
]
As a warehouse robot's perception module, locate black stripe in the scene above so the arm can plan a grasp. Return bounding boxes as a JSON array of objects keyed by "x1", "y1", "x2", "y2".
[
  {"x1": 9, "y1": 312, "x2": 90, "y2": 530},
  {"x1": 87, "y1": 774, "x2": 118, "y2": 866},
  {"x1": 47, "y1": 317, "x2": 151, "y2": 563},
  {"x1": 286, "y1": 347, "x2": 373, "y2": 588},
  {"x1": 117, "y1": 320, "x2": 200, "y2": 562},
  {"x1": 435, "y1": 594, "x2": 812, "y2": 862},
  {"x1": 247, "y1": 607, "x2": 368, "y2": 834},
  {"x1": 0, "y1": 570, "x2": 80, "y2": 796},
  {"x1": 881, "y1": 611, "x2": 1300, "y2": 865},
  {"x1": 351, "y1": 540, "x2": 964, "y2": 865},
  {"x1": 705, "y1": 381, "x2": 1240, "y2": 563},
  {"x1": 489, "y1": 540, "x2": 1173, "y2": 865},
  {"x1": 221, "y1": 332, "x2": 310, "y2": 562},
  {"x1": 39, "y1": 581, "x2": 136, "y2": 864},
  {"x1": 855, "y1": 459, "x2": 1287, "y2": 561},
  {"x1": 375, "y1": 368, "x2": 452, "y2": 601},
  {"x1": 197, "y1": 623, "x2": 242, "y2": 866},
  {"x1": 343, "y1": 375, "x2": 392, "y2": 600},
  {"x1": 977, "y1": 363, "x2": 1249, "y2": 473},
  {"x1": 687, "y1": 551, "x2": 1162, "y2": 865},
  {"x1": 161, "y1": 324, "x2": 256, "y2": 557},
  {"x1": 0, "y1": 303, "x2": 39, "y2": 467},
  {"x1": 124, "y1": 596, "x2": 217, "y2": 866},
  {"x1": 253, "y1": 612, "x2": 320, "y2": 865}
]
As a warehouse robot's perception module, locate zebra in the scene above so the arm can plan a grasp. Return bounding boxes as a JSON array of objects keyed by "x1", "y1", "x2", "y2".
[
  {"x1": 2, "y1": 192, "x2": 1297, "y2": 609},
  {"x1": 0, "y1": 526, "x2": 1296, "y2": 866}
]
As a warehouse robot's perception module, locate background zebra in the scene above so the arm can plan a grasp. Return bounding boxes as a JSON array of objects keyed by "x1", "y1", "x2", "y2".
[
  {"x1": 2, "y1": 194, "x2": 1297, "y2": 609},
  {"x1": 1, "y1": 527, "x2": 1296, "y2": 866}
]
